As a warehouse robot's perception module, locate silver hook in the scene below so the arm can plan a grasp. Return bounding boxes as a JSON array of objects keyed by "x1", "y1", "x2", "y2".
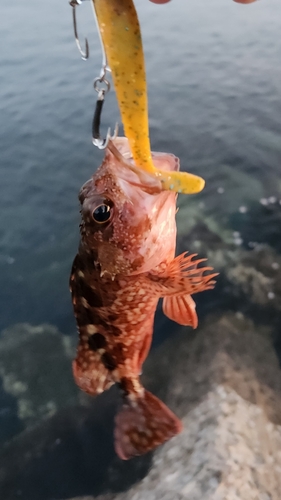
[
  {"x1": 93, "y1": 123, "x2": 119, "y2": 150},
  {"x1": 69, "y1": 0, "x2": 89, "y2": 60},
  {"x1": 68, "y1": 0, "x2": 117, "y2": 148},
  {"x1": 92, "y1": 80, "x2": 118, "y2": 149}
]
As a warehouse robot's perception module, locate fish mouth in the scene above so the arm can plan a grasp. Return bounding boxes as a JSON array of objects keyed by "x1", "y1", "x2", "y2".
[
  {"x1": 108, "y1": 137, "x2": 178, "y2": 244},
  {"x1": 106, "y1": 137, "x2": 179, "y2": 195}
]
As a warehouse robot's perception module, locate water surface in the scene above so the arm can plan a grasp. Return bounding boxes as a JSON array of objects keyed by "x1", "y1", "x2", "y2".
[
  {"x1": 1, "y1": 0, "x2": 281, "y2": 331},
  {"x1": 0, "y1": 0, "x2": 281, "y2": 494}
]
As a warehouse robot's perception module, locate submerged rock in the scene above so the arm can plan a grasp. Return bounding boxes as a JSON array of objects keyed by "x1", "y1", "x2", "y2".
[
  {"x1": 0, "y1": 389, "x2": 151, "y2": 500},
  {"x1": 226, "y1": 245, "x2": 281, "y2": 311},
  {"x1": 178, "y1": 222, "x2": 281, "y2": 341},
  {"x1": 0, "y1": 313, "x2": 281, "y2": 500},
  {"x1": 0, "y1": 323, "x2": 79, "y2": 427}
]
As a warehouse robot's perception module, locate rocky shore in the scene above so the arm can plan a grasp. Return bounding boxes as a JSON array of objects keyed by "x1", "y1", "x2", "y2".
[{"x1": 0, "y1": 311, "x2": 281, "y2": 500}]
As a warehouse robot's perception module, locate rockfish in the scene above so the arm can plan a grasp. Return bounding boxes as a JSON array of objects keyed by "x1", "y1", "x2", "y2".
[{"x1": 70, "y1": 138, "x2": 216, "y2": 460}]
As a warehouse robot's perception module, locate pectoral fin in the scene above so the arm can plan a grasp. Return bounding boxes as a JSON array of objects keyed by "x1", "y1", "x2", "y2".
[
  {"x1": 148, "y1": 252, "x2": 217, "y2": 296},
  {"x1": 163, "y1": 294, "x2": 198, "y2": 328}
]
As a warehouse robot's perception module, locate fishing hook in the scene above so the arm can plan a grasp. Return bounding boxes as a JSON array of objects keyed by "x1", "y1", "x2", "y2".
[
  {"x1": 69, "y1": 0, "x2": 117, "y2": 148},
  {"x1": 92, "y1": 78, "x2": 118, "y2": 149},
  {"x1": 90, "y1": 1, "x2": 118, "y2": 149},
  {"x1": 69, "y1": 0, "x2": 89, "y2": 60}
]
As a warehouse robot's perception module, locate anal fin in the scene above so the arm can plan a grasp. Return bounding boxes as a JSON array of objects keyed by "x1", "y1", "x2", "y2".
[{"x1": 163, "y1": 294, "x2": 198, "y2": 328}]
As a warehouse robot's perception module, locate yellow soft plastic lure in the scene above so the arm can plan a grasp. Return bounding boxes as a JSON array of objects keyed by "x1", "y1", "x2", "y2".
[{"x1": 92, "y1": 0, "x2": 205, "y2": 195}]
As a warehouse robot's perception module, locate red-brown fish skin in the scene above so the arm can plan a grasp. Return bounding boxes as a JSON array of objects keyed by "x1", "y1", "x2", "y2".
[{"x1": 70, "y1": 137, "x2": 216, "y2": 460}]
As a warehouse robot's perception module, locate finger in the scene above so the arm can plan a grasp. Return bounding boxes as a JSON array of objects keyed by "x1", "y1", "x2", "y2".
[{"x1": 149, "y1": 0, "x2": 171, "y2": 3}]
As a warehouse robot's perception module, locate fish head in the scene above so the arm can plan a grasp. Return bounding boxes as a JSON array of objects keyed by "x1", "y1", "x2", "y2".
[{"x1": 79, "y1": 137, "x2": 179, "y2": 277}]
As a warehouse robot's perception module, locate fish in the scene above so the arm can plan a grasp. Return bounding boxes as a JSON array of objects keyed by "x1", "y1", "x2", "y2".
[{"x1": 69, "y1": 137, "x2": 216, "y2": 460}]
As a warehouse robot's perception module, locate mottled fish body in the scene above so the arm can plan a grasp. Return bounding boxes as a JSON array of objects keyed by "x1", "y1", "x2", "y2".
[{"x1": 70, "y1": 137, "x2": 216, "y2": 459}]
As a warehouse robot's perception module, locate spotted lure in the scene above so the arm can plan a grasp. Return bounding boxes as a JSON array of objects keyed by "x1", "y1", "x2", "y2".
[{"x1": 88, "y1": 0, "x2": 205, "y2": 195}]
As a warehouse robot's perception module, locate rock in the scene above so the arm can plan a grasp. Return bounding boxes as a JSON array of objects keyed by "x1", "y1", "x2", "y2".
[
  {"x1": 0, "y1": 323, "x2": 79, "y2": 427},
  {"x1": 178, "y1": 222, "x2": 281, "y2": 344},
  {"x1": 176, "y1": 201, "x2": 233, "y2": 245},
  {"x1": 93, "y1": 313, "x2": 281, "y2": 500},
  {"x1": 214, "y1": 243, "x2": 281, "y2": 319},
  {"x1": 0, "y1": 391, "x2": 152, "y2": 500},
  {"x1": 226, "y1": 245, "x2": 281, "y2": 312},
  {"x1": 228, "y1": 199, "x2": 281, "y2": 255},
  {"x1": 1, "y1": 313, "x2": 281, "y2": 500},
  {"x1": 145, "y1": 312, "x2": 281, "y2": 426},
  {"x1": 100, "y1": 386, "x2": 281, "y2": 500}
]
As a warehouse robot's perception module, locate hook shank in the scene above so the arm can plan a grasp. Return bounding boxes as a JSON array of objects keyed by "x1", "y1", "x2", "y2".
[
  {"x1": 92, "y1": 89, "x2": 118, "y2": 150},
  {"x1": 69, "y1": 0, "x2": 89, "y2": 60},
  {"x1": 92, "y1": 92, "x2": 105, "y2": 143}
]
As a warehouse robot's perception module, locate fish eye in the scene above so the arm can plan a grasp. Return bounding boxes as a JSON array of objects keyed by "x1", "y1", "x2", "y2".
[{"x1": 92, "y1": 203, "x2": 112, "y2": 224}]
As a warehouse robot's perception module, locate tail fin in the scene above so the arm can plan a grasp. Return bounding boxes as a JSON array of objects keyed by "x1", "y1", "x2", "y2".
[{"x1": 114, "y1": 390, "x2": 183, "y2": 460}]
